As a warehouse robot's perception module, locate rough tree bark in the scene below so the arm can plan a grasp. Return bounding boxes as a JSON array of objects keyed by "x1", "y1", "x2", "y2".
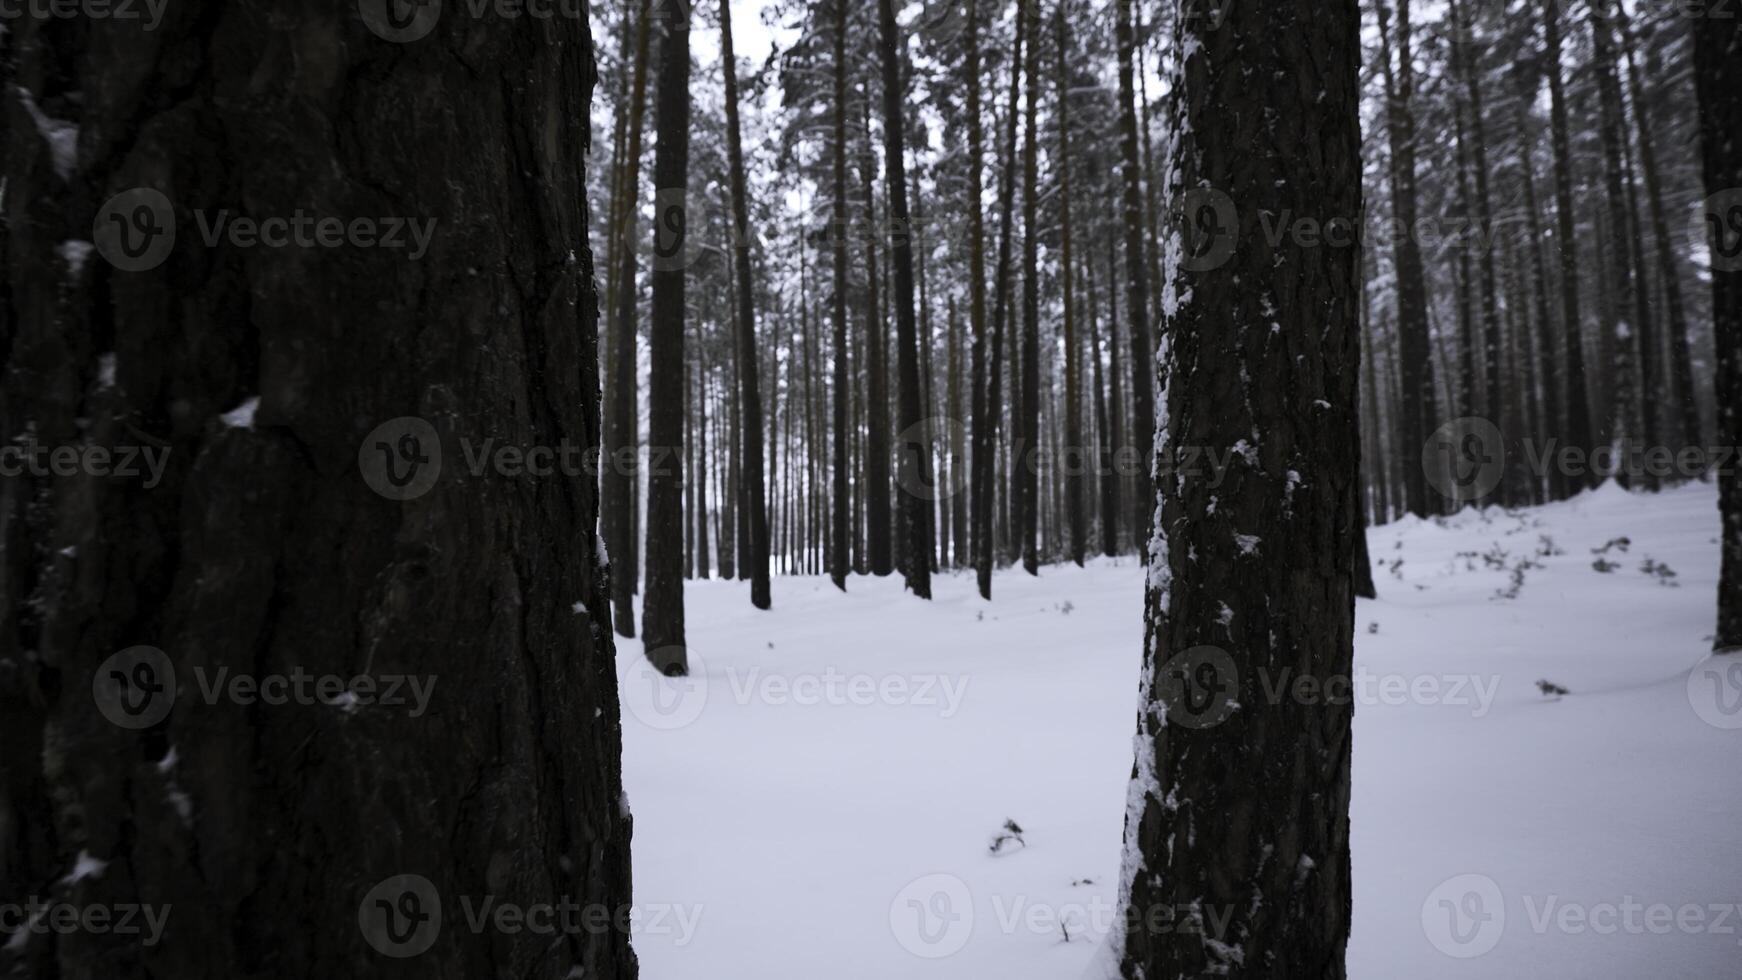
[
  {"x1": 0, "y1": 6, "x2": 637, "y2": 979},
  {"x1": 1693, "y1": 7, "x2": 1742, "y2": 651},
  {"x1": 1018, "y1": 0, "x2": 1041, "y2": 576},
  {"x1": 1057, "y1": 0, "x2": 1084, "y2": 568},
  {"x1": 1111, "y1": 0, "x2": 1361, "y2": 974}
]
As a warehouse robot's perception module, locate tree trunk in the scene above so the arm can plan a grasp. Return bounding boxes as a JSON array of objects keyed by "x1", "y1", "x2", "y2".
[
  {"x1": 1544, "y1": 0, "x2": 1597, "y2": 492},
  {"x1": 720, "y1": 0, "x2": 771, "y2": 608},
  {"x1": 0, "y1": 8, "x2": 637, "y2": 978},
  {"x1": 606, "y1": 0, "x2": 655, "y2": 637},
  {"x1": 1693, "y1": 8, "x2": 1742, "y2": 651},
  {"x1": 1115, "y1": 0, "x2": 1155, "y2": 551},
  {"x1": 877, "y1": 0, "x2": 932, "y2": 599},
  {"x1": 1589, "y1": 1, "x2": 1641, "y2": 482},
  {"x1": 642, "y1": 9, "x2": 691, "y2": 673},
  {"x1": 860, "y1": 104, "x2": 893, "y2": 578},
  {"x1": 1057, "y1": 2, "x2": 1084, "y2": 568},
  {"x1": 1111, "y1": 0, "x2": 1360, "y2": 974},
  {"x1": 830, "y1": 0, "x2": 852, "y2": 592},
  {"x1": 1375, "y1": 0, "x2": 1437, "y2": 517},
  {"x1": 1017, "y1": 0, "x2": 1041, "y2": 576}
]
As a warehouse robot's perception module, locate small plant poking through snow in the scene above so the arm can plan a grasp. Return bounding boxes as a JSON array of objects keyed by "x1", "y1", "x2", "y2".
[
  {"x1": 1536, "y1": 679, "x2": 1569, "y2": 699},
  {"x1": 1640, "y1": 557, "x2": 1679, "y2": 587},
  {"x1": 988, "y1": 818, "x2": 1026, "y2": 856},
  {"x1": 1057, "y1": 600, "x2": 1074, "y2": 615},
  {"x1": 1368, "y1": 622, "x2": 1380, "y2": 635},
  {"x1": 1536, "y1": 534, "x2": 1564, "y2": 558}
]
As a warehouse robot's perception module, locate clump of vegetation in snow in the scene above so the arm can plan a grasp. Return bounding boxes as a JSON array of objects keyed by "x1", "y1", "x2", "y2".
[{"x1": 988, "y1": 818, "x2": 1026, "y2": 856}]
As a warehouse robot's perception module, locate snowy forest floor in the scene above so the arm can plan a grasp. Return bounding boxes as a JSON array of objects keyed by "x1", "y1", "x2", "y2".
[{"x1": 617, "y1": 482, "x2": 1741, "y2": 979}]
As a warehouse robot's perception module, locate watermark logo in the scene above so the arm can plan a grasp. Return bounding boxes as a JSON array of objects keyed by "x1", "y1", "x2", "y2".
[
  {"x1": 652, "y1": 188, "x2": 689, "y2": 272},
  {"x1": 0, "y1": 0, "x2": 169, "y2": 30},
  {"x1": 1688, "y1": 657, "x2": 1742, "y2": 730},
  {"x1": 1424, "y1": 416, "x2": 1505, "y2": 504},
  {"x1": 1175, "y1": 188, "x2": 1239, "y2": 273},
  {"x1": 94, "y1": 188, "x2": 176, "y2": 272},
  {"x1": 1, "y1": 439, "x2": 171, "y2": 487},
  {"x1": 360, "y1": 0, "x2": 442, "y2": 42},
  {"x1": 360, "y1": 417, "x2": 443, "y2": 501},
  {"x1": 893, "y1": 417, "x2": 967, "y2": 502},
  {"x1": 650, "y1": 0, "x2": 689, "y2": 31},
  {"x1": 92, "y1": 645, "x2": 175, "y2": 729},
  {"x1": 1155, "y1": 644, "x2": 1240, "y2": 729},
  {"x1": 1422, "y1": 873, "x2": 1505, "y2": 958},
  {"x1": 915, "y1": 0, "x2": 966, "y2": 44},
  {"x1": 0, "y1": 898, "x2": 171, "y2": 946},
  {"x1": 890, "y1": 873, "x2": 973, "y2": 958},
  {"x1": 359, "y1": 874, "x2": 442, "y2": 958},
  {"x1": 618, "y1": 646, "x2": 709, "y2": 730},
  {"x1": 1699, "y1": 188, "x2": 1742, "y2": 273}
]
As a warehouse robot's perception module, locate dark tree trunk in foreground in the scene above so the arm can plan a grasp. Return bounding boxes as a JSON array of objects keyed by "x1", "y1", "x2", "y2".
[
  {"x1": 1113, "y1": 0, "x2": 1361, "y2": 975},
  {"x1": 830, "y1": 0, "x2": 851, "y2": 592},
  {"x1": 0, "y1": 7, "x2": 636, "y2": 979},
  {"x1": 860, "y1": 106, "x2": 894, "y2": 578},
  {"x1": 643, "y1": 8, "x2": 690, "y2": 673},
  {"x1": 1115, "y1": 0, "x2": 1155, "y2": 552},
  {"x1": 720, "y1": 0, "x2": 771, "y2": 610},
  {"x1": 877, "y1": 0, "x2": 932, "y2": 599},
  {"x1": 1694, "y1": 9, "x2": 1742, "y2": 651}
]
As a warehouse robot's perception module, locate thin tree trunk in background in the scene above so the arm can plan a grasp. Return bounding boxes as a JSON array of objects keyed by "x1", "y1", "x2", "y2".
[
  {"x1": 1450, "y1": 0, "x2": 1503, "y2": 455},
  {"x1": 1057, "y1": 0, "x2": 1084, "y2": 568},
  {"x1": 0, "y1": 8, "x2": 637, "y2": 977},
  {"x1": 1089, "y1": 242, "x2": 1116, "y2": 558},
  {"x1": 877, "y1": 0, "x2": 932, "y2": 599},
  {"x1": 606, "y1": 0, "x2": 654, "y2": 638},
  {"x1": 1619, "y1": 5, "x2": 1702, "y2": 458},
  {"x1": 1589, "y1": 1, "x2": 1640, "y2": 482},
  {"x1": 1107, "y1": 230, "x2": 1127, "y2": 553},
  {"x1": 720, "y1": 0, "x2": 771, "y2": 608},
  {"x1": 965, "y1": 0, "x2": 993, "y2": 598},
  {"x1": 1113, "y1": 0, "x2": 1361, "y2": 973},
  {"x1": 830, "y1": 0, "x2": 851, "y2": 591},
  {"x1": 1116, "y1": 0, "x2": 1156, "y2": 552},
  {"x1": 1374, "y1": 0, "x2": 1436, "y2": 518},
  {"x1": 860, "y1": 103, "x2": 894, "y2": 577},
  {"x1": 979, "y1": 0, "x2": 1027, "y2": 596},
  {"x1": 1544, "y1": 0, "x2": 1597, "y2": 491},
  {"x1": 1693, "y1": 7, "x2": 1742, "y2": 651},
  {"x1": 643, "y1": 9, "x2": 691, "y2": 674},
  {"x1": 1017, "y1": 0, "x2": 1041, "y2": 576}
]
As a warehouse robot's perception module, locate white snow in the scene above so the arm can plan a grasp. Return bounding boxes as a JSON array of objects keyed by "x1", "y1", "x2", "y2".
[
  {"x1": 15, "y1": 86, "x2": 78, "y2": 180},
  {"x1": 62, "y1": 851, "x2": 108, "y2": 885},
  {"x1": 620, "y1": 482, "x2": 1741, "y2": 979},
  {"x1": 58, "y1": 239, "x2": 94, "y2": 276},
  {"x1": 221, "y1": 396, "x2": 259, "y2": 429}
]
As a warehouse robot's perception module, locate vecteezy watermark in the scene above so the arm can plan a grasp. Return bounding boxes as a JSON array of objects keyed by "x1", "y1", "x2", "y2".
[
  {"x1": 1154, "y1": 644, "x2": 1502, "y2": 730},
  {"x1": 0, "y1": 0, "x2": 168, "y2": 31},
  {"x1": 888, "y1": 873, "x2": 1246, "y2": 958},
  {"x1": 0, "y1": 899, "x2": 172, "y2": 947},
  {"x1": 92, "y1": 646, "x2": 439, "y2": 728},
  {"x1": 616, "y1": 645, "x2": 970, "y2": 731},
  {"x1": 357, "y1": 874, "x2": 701, "y2": 958},
  {"x1": 1422, "y1": 874, "x2": 1506, "y2": 958},
  {"x1": 358, "y1": 0, "x2": 597, "y2": 43},
  {"x1": 1698, "y1": 187, "x2": 1742, "y2": 274},
  {"x1": 358, "y1": 416, "x2": 689, "y2": 501},
  {"x1": 1423, "y1": 873, "x2": 1742, "y2": 958},
  {"x1": 0, "y1": 438, "x2": 171, "y2": 488},
  {"x1": 93, "y1": 189, "x2": 437, "y2": 271},
  {"x1": 1423, "y1": 415, "x2": 1742, "y2": 504},
  {"x1": 1688, "y1": 657, "x2": 1742, "y2": 730},
  {"x1": 890, "y1": 873, "x2": 974, "y2": 958}
]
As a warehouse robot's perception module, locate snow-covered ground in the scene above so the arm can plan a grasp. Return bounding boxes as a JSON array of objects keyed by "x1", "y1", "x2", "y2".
[{"x1": 617, "y1": 482, "x2": 1742, "y2": 979}]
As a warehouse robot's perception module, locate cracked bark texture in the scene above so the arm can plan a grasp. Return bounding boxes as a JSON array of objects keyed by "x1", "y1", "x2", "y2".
[
  {"x1": 1116, "y1": 0, "x2": 1361, "y2": 976},
  {"x1": 0, "y1": 4, "x2": 637, "y2": 978}
]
